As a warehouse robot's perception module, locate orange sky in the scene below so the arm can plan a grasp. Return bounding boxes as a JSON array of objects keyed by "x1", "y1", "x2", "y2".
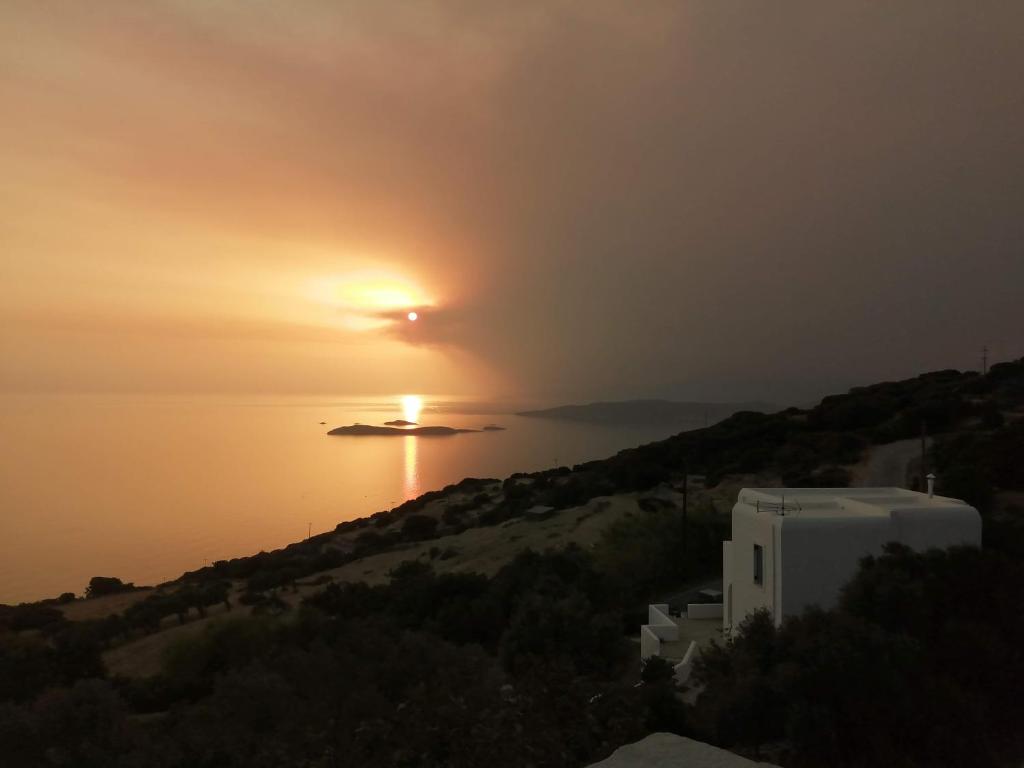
[
  {"x1": 1, "y1": 2, "x2": 514, "y2": 396},
  {"x1": 2, "y1": 2, "x2": 1023, "y2": 402}
]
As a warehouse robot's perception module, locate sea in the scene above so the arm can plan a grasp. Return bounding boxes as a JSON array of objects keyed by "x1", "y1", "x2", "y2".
[{"x1": 0, "y1": 393, "x2": 697, "y2": 604}]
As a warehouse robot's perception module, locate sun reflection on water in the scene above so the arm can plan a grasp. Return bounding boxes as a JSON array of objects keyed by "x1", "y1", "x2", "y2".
[
  {"x1": 403, "y1": 435, "x2": 419, "y2": 500},
  {"x1": 400, "y1": 395, "x2": 422, "y2": 500}
]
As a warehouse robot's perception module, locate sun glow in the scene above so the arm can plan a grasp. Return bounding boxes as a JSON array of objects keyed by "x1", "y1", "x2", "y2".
[
  {"x1": 310, "y1": 271, "x2": 432, "y2": 330},
  {"x1": 401, "y1": 394, "x2": 423, "y2": 424}
]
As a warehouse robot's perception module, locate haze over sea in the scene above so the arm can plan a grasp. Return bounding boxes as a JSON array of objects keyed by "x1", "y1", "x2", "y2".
[{"x1": 0, "y1": 393, "x2": 696, "y2": 604}]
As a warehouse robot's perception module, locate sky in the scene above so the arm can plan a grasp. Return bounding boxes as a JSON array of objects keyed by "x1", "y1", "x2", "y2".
[{"x1": 2, "y1": 1, "x2": 1023, "y2": 406}]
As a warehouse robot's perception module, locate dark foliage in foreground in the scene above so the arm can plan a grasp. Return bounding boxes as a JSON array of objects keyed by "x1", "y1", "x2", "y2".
[
  {"x1": 690, "y1": 544, "x2": 1024, "y2": 768},
  {"x1": 0, "y1": 548, "x2": 684, "y2": 768}
]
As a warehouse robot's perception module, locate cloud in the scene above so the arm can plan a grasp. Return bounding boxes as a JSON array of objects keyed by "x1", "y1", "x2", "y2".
[
  {"x1": 2, "y1": 2, "x2": 1023, "y2": 401},
  {"x1": 373, "y1": 304, "x2": 474, "y2": 348}
]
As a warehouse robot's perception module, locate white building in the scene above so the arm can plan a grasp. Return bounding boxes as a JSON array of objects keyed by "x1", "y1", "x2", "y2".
[{"x1": 722, "y1": 487, "x2": 981, "y2": 632}]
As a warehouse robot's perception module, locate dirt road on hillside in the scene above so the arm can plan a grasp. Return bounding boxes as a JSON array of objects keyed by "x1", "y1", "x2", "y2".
[{"x1": 851, "y1": 437, "x2": 931, "y2": 488}]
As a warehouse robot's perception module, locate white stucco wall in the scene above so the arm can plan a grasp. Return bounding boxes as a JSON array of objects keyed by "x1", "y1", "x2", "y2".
[
  {"x1": 776, "y1": 516, "x2": 892, "y2": 619},
  {"x1": 890, "y1": 505, "x2": 982, "y2": 550},
  {"x1": 725, "y1": 506, "x2": 779, "y2": 628},
  {"x1": 640, "y1": 625, "x2": 660, "y2": 659},
  {"x1": 647, "y1": 604, "x2": 678, "y2": 640},
  {"x1": 722, "y1": 541, "x2": 733, "y2": 630},
  {"x1": 687, "y1": 603, "x2": 723, "y2": 619}
]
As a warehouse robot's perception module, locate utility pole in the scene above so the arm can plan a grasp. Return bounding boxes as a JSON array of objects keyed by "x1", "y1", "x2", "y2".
[
  {"x1": 307, "y1": 522, "x2": 312, "y2": 540},
  {"x1": 982, "y1": 346, "x2": 989, "y2": 375},
  {"x1": 681, "y1": 461, "x2": 689, "y2": 557}
]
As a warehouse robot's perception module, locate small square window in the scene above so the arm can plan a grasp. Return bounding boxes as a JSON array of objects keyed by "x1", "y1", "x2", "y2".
[{"x1": 753, "y1": 544, "x2": 764, "y2": 586}]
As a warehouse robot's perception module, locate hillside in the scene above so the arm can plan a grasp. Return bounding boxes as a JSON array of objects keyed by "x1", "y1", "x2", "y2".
[
  {"x1": 517, "y1": 399, "x2": 777, "y2": 426},
  {"x1": 3, "y1": 358, "x2": 1024, "y2": 767}
]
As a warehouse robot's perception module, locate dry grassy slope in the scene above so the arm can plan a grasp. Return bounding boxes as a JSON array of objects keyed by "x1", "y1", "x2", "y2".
[
  {"x1": 99, "y1": 490, "x2": 665, "y2": 678},
  {"x1": 75, "y1": 468, "x2": 841, "y2": 678},
  {"x1": 58, "y1": 589, "x2": 155, "y2": 622},
  {"x1": 322, "y1": 492, "x2": 643, "y2": 585},
  {"x1": 92, "y1": 476, "x2": 743, "y2": 679}
]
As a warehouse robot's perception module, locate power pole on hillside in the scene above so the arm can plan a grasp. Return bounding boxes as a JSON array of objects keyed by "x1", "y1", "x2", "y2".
[
  {"x1": 982, "y1": 346, "x2": 989, "y2": 375},
  {"x1": 681, "y1": 461, "x2": 689, "y2": 557}
]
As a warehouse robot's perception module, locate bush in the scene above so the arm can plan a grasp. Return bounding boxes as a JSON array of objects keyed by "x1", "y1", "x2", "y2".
[
  {"x1": 401, "y1": 514, "x2": 439, "y2": 541},
  {"x1": 85, "y1": 577, "x2": 135, "y2": 599},
  {"x1": 640, "y1": 655, "x2": 675, "y2": 684},
  {"x1": 691, "y1": 546, "x2": 1024, "y2": 767}
]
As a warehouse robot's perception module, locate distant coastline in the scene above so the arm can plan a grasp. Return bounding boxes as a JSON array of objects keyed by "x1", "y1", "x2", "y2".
[{"x1": 517, "y1": 398, "x2": 776, "y2": 425}]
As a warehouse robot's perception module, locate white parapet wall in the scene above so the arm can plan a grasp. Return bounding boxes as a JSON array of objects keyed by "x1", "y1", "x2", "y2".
[
  {"x1": 673, "y1": 641, "x2": 698, "y2": 684},
  {"x1": 640, "y1": 625, "x2": 661, "y2": 660},
  {"x1": 687, "y1": 602, "x2": 724, "y2": 620},
  {"x1": 641, "y1": 604, "x2": 679, "y2": 661},
  {"x1": 647, "y1": 604, "x2": 678, "y2": 641}
]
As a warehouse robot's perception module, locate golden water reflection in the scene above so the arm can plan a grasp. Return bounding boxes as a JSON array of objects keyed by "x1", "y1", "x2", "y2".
[
  {"x1": 403, "y1": 435, "x2": 419, "y2": 500},
  {"x1": 400, "y1": 395, "x2": 422, "y2": 500}
]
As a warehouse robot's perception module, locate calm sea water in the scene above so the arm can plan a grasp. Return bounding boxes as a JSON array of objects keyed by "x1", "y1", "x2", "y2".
[{"x1": 0, "y1": 393, "x2": 694, "y2": 603}]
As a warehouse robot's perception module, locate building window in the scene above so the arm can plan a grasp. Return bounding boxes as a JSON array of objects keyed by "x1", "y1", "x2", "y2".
[{"x1": 753, "y1": 544, "x2": 764, "y2": 586}]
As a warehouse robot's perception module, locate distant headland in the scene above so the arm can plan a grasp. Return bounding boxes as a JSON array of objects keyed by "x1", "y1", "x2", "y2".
[{"x1": 517, "y1": 398, "x2": 777, "y2": 426}]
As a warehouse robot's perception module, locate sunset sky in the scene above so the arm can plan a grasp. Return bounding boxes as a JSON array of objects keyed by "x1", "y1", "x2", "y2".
[{"x1": 2, "y1": 1, "x2": 1023, "y2": 404}]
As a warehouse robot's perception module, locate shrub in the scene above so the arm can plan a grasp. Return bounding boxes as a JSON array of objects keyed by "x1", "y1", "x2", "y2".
[
  {"x1": 401, "y1": 515, "x2": 439, "y2": 541},
  {"x1": 85, "y1": 577, "x2": 135, "y2": 599}
]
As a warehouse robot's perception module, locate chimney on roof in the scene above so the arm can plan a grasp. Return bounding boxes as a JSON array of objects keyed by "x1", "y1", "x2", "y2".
[{"x1": 926, "y1": 473, "x2": 936, "y2": 498}]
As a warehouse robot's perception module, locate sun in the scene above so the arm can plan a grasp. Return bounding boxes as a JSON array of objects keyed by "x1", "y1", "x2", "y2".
[
  {"x1": 401, "y1": 395, "x2": 423, "y2": 424},
  {"x1": 309, "y1": 271, "x2": 432, "y2": 331}
]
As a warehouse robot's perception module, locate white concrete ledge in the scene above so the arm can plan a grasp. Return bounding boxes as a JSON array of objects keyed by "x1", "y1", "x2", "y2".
[
  {"x1": 646, "y1": 604, "x2": 679, "y2": 641},
  {"x1": 640, "y1": 625, "x2": 661, "y2": 659},
  {"x1": 673, "y1": 640, "x2": 698, "y2": 684},
  {"x1": 687, "y1": 602, "x2": 724, "y2": 619}
]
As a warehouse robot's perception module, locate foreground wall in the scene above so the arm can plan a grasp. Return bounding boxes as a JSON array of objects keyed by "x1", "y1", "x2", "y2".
[{"x1": 588, "y1": 732, "x2": 781, "y2": 768}]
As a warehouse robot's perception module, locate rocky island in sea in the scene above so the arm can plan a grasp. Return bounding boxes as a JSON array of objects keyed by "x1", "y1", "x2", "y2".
[{"x1": 327, "y1": 423, "x2": 476, "y2": 436}]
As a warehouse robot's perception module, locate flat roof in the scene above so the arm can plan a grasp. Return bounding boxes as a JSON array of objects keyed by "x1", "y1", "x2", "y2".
[
  {"x1": 737, "y1": 487, "x2": 973, "y2": 520},
  {"x1": 656, "y1": 615, "x2": 722, "y2": 661}
]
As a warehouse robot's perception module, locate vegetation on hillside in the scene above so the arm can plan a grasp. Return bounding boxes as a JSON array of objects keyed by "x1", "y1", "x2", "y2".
[
  {"x1": 2, "y1": 358, "x2": 1024, "y2": 766},
  {"x1": 57, "y1": 358, "x2": 1018, "y2": 607},
  {"x1": 0, "y1": 549, "x2": 686, "y2": 767}
]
